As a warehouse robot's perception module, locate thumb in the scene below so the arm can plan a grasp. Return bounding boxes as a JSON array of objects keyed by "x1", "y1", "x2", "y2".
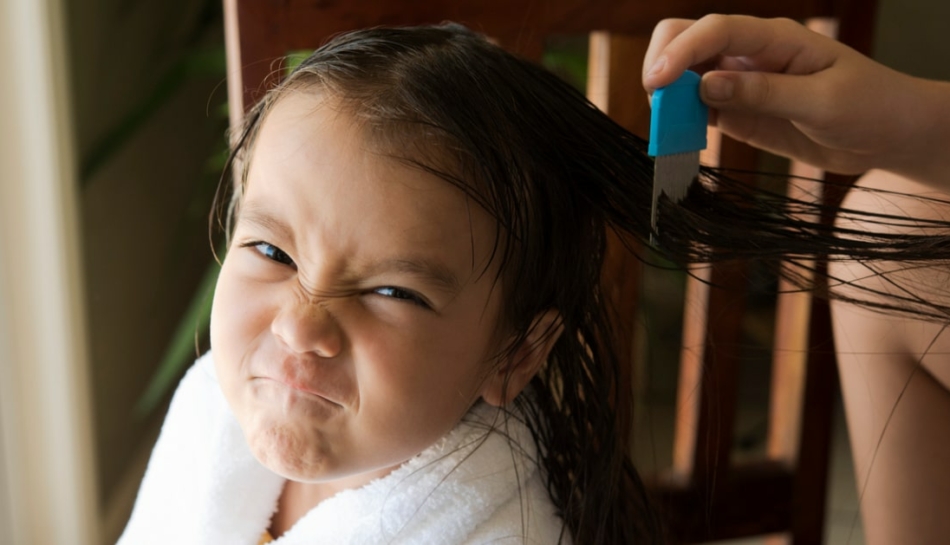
[{"x1": 701, "y1": 71, "x2": 822, "y2": 124}]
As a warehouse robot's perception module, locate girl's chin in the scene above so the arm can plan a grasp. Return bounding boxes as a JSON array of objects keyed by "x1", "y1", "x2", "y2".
[
  {"x1": 243, "y1": 422, "x2": 335, "y2": 480},
  {"x1": 243, "y1": 423, "x2": 406, "y2": 487}
]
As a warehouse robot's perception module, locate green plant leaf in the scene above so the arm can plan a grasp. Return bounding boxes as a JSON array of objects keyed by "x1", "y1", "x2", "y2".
[
  {"x1": 135, "y1": 259, "x2": 220, "y2": 418},
  {"x1": 80, "y1": 46, "x2": 227, "y2": 186},
  {"x1": 542, "y1": 45, "x2": 588, "y2": 92},
  {"x1": 285, "y1": 49, "x2": 314, "y2": 74}
]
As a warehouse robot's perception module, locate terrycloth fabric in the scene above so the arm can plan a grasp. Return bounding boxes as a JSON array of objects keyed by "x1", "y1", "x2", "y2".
[{"x1": 118, "y1": 353, "x2": 568, "y2": 545}]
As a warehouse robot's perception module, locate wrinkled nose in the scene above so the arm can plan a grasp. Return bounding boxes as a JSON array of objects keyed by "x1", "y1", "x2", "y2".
[{"x1": 270, "y1": 300, "x2": 342, "y2": 358}]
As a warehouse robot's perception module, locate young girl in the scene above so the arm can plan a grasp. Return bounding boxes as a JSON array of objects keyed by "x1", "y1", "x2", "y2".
[
  {"x1": 118, "y1": 23, "x2": 662, "y2": 545},
  {"x1": 119, "y1": 18, "x2": 950, "y2": 545}
]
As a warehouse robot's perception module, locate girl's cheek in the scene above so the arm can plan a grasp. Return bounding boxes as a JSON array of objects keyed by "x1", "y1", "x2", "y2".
[{"x1": 211, "y1": 259, "x2": 273, "y2": 358}]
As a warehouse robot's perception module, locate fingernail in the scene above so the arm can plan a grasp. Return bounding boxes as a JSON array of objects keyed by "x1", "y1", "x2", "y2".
[
  {"x1": 646, "y1": 57, "x2": 666, "y2": 78},
  {"x1": 704, "y1": 75, "x2": 734, "y2": 101}
]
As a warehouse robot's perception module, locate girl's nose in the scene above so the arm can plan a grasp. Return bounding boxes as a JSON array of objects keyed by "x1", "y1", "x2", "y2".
[{"x1": 270, "y1": 300, "x2": 343, "y2": 358}]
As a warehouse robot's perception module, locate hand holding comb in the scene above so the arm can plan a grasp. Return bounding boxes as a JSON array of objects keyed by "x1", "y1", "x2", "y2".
[{"x1": 648, "y1": 70, "x2": 709, "y2": 242}]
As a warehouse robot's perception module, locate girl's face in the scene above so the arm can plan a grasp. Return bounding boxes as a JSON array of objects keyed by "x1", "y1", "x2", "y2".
[{"x1": 210, "y1": 91, "x2": 509, "y2": 487}]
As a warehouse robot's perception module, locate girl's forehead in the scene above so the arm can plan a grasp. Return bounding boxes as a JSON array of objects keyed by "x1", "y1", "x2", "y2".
[{"x1": 243, "y1": 91, "x2": 500, "y2": 277}]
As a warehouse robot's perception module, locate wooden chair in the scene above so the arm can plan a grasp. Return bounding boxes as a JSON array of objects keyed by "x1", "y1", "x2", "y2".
[{"x1": 223, "y1": 2, "x2": 877, "y2": 542}]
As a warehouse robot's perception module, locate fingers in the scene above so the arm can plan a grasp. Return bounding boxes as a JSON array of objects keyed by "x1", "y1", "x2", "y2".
[
  {"x1": 715, "y1": 111, "x2": 831, "y2": 166},
  {"x1": 643, "y1": 14, "x2": 838, "y2": 91},
  {"x1": 641, "y1": 14, "x2": 940, "y2": 178},
  {"x1": 642, "y1": 18, "x2": 693, "y2": 86},
  {"x1": 700, "y1": 70, "x2": 831, "y2": 126}
]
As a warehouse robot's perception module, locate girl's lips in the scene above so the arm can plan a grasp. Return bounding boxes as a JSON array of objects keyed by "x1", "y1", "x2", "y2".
[
  {"x1": 250, "y1": 350, "x2": 349, "y2": 406},
  {"x1": 268, "y1": 376, "x2": 342, "y2": 406}
]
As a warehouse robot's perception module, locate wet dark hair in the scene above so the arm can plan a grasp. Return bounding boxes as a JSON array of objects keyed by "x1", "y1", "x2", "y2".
[{"x1": 216, "y1": 23, "x2": 950, "y2": 544}]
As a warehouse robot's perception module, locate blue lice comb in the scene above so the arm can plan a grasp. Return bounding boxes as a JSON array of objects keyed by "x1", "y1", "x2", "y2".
[{"x1": 648, "y1": 70, "x2": 708, "y2": 241}]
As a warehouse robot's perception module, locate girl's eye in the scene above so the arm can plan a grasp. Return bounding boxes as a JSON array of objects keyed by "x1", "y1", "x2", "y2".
[
  {"x1": 374, "y1": 286, "x2": 430, "y2": 309},
  {"x1": 244, "y1": 241, "x2": 296, "y2": 268}
]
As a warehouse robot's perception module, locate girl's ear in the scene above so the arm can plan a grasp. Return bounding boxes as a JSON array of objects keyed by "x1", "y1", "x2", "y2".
[{"x1": 481, "y1": 309, "x2": 563, "y2": 407}]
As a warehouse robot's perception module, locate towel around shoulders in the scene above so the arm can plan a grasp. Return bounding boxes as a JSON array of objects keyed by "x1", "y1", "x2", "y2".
[{"x1": 117, "y1": 353, "x2": 568, "y2": 544}]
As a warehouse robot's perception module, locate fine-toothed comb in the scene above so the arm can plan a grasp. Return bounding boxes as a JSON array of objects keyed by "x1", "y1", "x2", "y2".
[{"x1": 648, "y1": 70, "x2": 708, "y2": 243}]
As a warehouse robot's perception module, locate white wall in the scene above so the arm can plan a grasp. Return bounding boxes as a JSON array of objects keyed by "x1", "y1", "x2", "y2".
[{"x1": 0, "y1": 0, "x2": 99, "y2": 543}]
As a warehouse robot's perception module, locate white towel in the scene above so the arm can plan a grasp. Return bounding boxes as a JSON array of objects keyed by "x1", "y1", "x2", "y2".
[{"x1": 118, "y1": 353, "x2": 567, "y2": 544}]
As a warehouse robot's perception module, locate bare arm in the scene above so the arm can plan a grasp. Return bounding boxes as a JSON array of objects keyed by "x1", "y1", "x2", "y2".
[{"x1": 831, "y1": 170, "x2": 950, "y2": 545}]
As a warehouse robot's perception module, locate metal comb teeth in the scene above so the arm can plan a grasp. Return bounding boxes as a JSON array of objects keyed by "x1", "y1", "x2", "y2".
[{"x1": 651, "y1": 150, "x2": 699, "y2": 232}]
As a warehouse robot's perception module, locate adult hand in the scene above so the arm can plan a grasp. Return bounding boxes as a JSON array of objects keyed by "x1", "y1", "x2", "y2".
[{"x1": 642, "y1": 14, "x2": 950, "y2": 185}]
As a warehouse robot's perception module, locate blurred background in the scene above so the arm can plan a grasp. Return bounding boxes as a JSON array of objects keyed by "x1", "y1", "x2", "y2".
[{"x1": 1, "y1": 0, "x2": 949, "y2": 544}]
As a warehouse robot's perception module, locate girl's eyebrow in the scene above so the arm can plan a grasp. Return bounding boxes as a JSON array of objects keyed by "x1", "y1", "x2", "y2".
[
  {"x1": 238, "y1": 204, "x2": 294, "y2": 242},
  {"x1": 362, "y1": 257, "x2": 462, "y2": 295}
]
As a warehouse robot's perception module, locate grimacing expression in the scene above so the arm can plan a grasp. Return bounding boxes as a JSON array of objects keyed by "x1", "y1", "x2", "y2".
[{"x1": 210, "y1": 91, "x2": 525, "y2": 487}]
